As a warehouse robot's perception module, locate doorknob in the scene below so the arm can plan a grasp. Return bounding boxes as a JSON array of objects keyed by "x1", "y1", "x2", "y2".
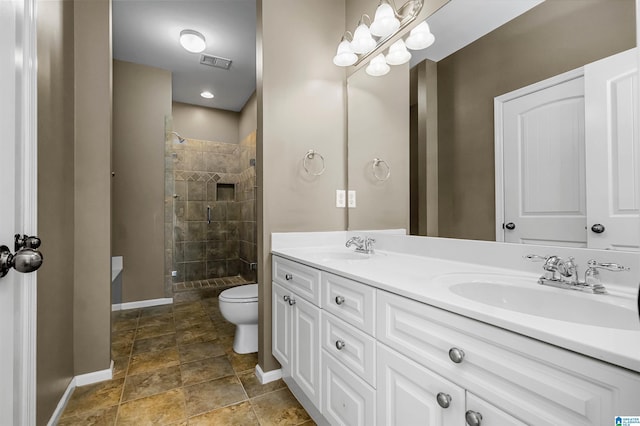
[{"x1": 1, "y1": 235, "x2": 44, "y2": 278}]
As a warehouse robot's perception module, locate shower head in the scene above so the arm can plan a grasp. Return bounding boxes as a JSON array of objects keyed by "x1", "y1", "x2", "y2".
[{"x1": 170, "y1": 131, "x2": 186, "y2": 144}]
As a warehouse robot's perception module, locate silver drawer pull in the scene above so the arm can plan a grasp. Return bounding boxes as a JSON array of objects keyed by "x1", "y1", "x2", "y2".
[
  {"x1": 285, "y1": 273, "x2": 293, "y2": 280},
  {"x1": 283, "y1": 295, "x2": 290, "y2": 302},
  {"x1": 288, "y1": 298, "x2": 296, "y2": 306},
  {"x1": 436, "y1": 392, "x2": 451, "y2": 409},
  {"x1": 335, "y1": 295, "x2": 345, "y2": 305},
  {"x1": 465, "y1": 410, "x2": 482, "y2": 426},
  {"x1": 335, "y1": 340, "x2": 346, "y2": 350},
  {"x1": 448, "y1": 347, "x2": 465, "y2": 363}
]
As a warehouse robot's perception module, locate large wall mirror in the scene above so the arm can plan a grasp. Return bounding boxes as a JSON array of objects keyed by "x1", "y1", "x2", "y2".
[{"x1": 347, "y1": 0, "x2": 638, "y2": 251}]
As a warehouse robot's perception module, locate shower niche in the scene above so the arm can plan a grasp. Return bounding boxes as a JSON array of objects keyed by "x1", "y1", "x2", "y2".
[{"x1": 164, "y1": 119, "x2": 257, "y2": 295}]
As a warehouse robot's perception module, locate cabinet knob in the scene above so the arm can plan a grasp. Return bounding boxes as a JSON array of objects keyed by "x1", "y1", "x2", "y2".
[
  {"x1": 591, "y1": 223, "x2": 605, "y2": 234},
  {"x1": 288, "y1": 298, "x2": 296, "y2": 306},
  {"x1": 448, "y1": 347, "x2": 465, "y2": 363},
  {"x1": 285, "y1": 273, "x2": 293, "y2": 280},
  {"x1": 335, "y1": 295, "x2": 345, "y2": 305},
  {"x1": 504, "y1": 222, "x2": 516, "y2": 230},
  {"x1": 465, "y1": 410, "x2": 483, "y2": 426},
  {"x1": 283, "y1": 295, "x2": 290, "y2": 302},
  {"x1": 335, "y1": 340, "x2": 346, "y2": 350},
  {"x1": 436, "y1": 392, "x2": 451, "y2": 409}
]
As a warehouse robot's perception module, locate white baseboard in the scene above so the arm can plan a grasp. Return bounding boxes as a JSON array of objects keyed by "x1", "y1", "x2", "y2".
[
  {"x1": 112, "y1": 297, "x2": 173, "y2": 311},
  {"x1": 75, "y1": 359, "x2": 114, "y2": 386},
  {"x1": 47, "y1": 360, "x2": 114, "y2": 425},
  {"x1": 255, "y1": 364, "x2": 282, "y2": 384}
]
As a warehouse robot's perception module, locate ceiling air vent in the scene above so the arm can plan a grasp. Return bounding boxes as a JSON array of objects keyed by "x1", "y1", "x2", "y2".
[{"x1": 200, "y1": 54, "x2": 232, "y2": 70}]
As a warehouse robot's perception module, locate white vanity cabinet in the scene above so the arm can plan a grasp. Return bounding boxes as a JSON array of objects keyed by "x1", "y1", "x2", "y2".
[{"x1": 272, "y1": 256, "x2": 322, "y2": 408}]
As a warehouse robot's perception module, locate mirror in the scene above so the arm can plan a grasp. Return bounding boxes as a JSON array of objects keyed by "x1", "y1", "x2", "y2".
[{"x1": 347, "y1": 0, "x2": 638, "y2": 250}]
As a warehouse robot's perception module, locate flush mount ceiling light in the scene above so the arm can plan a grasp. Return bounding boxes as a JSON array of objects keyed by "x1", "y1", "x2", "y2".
[
  {"x1": 180, "y1": 29, "x2": 206, "y2": 53},
  {"x1": 405, "y1": 21, "x2": 435, "y2": 50},
  {"x1": 370, "y1": 0, "x2": 400, "y2": 37},
  {"x1": 366, "y1": 53, "x2": 391, "y2": 76},
  {"x1": 200, "y1": 91, "x2": 214, "y2": 99},
  {"x1": 333, "y1": 32, "x2": 358, "y2": 66},
  {"x1": 385, "y1": 39, "x2": 411, "y2": 65},
  {"x1": 351, "y1": 15, "x2": 377, "y2": 54}
]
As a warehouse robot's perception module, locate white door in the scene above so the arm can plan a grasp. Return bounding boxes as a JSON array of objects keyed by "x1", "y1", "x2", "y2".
[
  {"x1": 0, "y1": 0, "x2": 38, "y2": 424},
  {"x1": 466, "y1": 393, "x2": 527, "y2": 426},
  {"x1": 500, "y1": 73, "x2": 588, "y2": 247},
  {"x1": 585, "y1": 48, "x2": 639, "y2": 251},
  {"x1": 272, "y1": 283, "x2": 291, "y2": 374},
  {"x1": 376, "y1": 343, "x2": 465, "y2": 426},
  {"x1": 291, "y1": 294, "x2": 322, "y2": 408}
]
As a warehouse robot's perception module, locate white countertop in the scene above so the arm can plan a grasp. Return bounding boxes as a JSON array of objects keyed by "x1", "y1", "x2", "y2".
[{"x1": 272, "y1": 245, "x2": 640, "y2": 373}]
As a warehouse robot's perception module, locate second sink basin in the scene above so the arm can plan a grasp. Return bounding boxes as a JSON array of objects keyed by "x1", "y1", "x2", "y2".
[{"x1": 436, "y1": 274, "x2": 638, "y2": 330}]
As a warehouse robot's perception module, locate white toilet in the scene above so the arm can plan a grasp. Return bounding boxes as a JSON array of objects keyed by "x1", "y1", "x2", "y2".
[{"x1": 218, "y1": 283, "x2": 259, "y2": 354}]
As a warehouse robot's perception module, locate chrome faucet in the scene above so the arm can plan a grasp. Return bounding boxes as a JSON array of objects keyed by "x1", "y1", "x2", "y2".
[
  {"x1": 525, "y1": 254, "x2": 629, "y2": 294},
  {"x1": 345, "y1": 236, "x2": 376, "y2": 254}
]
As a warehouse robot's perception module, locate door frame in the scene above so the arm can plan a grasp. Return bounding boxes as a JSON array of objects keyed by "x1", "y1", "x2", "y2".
[
  {"x1": 493, "y1": 67, "x2": 584, "y2": 242},
  {"x1": 12, "y1": 0, "x2": 38, "y2": 423}
]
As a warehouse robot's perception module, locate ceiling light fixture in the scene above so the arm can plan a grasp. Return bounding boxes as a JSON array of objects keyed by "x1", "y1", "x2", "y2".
[
  {"x1": 180, "y1": 29, "x2": 206, "y2": 53},
  {"x1": 200, "y1": 91, "x2": 214, "y2": 99}
]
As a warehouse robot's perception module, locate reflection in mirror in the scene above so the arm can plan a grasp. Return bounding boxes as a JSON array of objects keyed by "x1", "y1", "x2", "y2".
[{"x1": 348, "y1": 0, "x2": 638, "y2": 251}]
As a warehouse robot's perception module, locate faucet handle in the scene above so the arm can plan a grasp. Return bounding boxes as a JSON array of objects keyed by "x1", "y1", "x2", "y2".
[
  {"x1": 524, "y1": 254, "x2": 549, "y2": 262},
  {"x1": 586, "y1": 260, "x2": 630, "y2": 272}
]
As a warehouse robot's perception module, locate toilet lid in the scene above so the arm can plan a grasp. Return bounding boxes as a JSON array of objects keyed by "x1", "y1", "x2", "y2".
[{"x1": 219, "y1": 284, "x2": 259, "y2": 302}]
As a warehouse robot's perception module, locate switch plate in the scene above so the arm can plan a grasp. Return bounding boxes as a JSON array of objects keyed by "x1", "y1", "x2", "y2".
[
  {"x1": 171, "y1": 270, "x2": 177, "y2": 277},
  {"x1": 336, "y1": 190, "x2": 346, "y2": 208},
  {"x1": 348, "y1": 190, "x2": 356, "y2": 208}
]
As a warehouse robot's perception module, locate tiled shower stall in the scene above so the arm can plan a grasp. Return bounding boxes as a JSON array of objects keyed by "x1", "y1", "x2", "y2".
[{"x1": 164, "y1": 121, "x2": 257, "y2": 296}]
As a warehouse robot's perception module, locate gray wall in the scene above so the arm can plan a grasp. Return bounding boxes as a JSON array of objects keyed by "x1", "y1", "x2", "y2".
[
  {"x1": 239, "y1": 91, "x2": 257, "y2": 141},
  {"x1": 173, "y1": 101, "x2": 239, "y2": 144},
  {"x1": 36, "y1": 0, "x2": 75, "y2": 422},
  {"x1": 437, "y1": 0, "x2": 636, "y2": 241},
  {"x1": 257, "y1": 0, "x2": 347, "y2": 372},
  {"x1": 113, "y1": 60, "x2": 172, "y2": 302}
]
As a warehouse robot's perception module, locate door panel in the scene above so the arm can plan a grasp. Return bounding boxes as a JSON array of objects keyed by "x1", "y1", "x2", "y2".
[
  {"x1": 585, "y1": 48, "x2": 639, "y2": 251},
  {"x1": 502, "y1": 76, "x2": 587, "y2": 247}
]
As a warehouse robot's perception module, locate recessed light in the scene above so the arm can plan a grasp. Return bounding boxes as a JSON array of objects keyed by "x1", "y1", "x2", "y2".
[
  {"x1": 200, "y1": 91, "x2": 214, "y2": 99},
  {"x1": 180, "y1": 29, "x2": 206, "y2": 53}
]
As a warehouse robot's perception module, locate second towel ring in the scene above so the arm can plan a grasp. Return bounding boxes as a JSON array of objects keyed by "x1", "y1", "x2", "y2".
[
  {"x1": 303, "y1": 150, "x2": 326, "y2": 176},
  {"x1": 372, "y1": 158, "x2": 391, "y2": 181}
]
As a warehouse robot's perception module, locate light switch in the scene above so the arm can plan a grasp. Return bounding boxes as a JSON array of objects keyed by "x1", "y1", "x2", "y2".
[
  {"x1": 348, "y1": 190, "x2": 356, "y2": 208},
  {"x1": 336, "y1": 190, "x2": 346, "y2": 208}
]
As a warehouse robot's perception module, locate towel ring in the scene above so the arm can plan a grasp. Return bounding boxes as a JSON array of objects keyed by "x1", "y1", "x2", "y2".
[
  {"x1": 303, "y1": 150, "x2": 325, "y2": 176},
  {"x1": 372, "y1": 158, "x2": 391, "y2": 181}
]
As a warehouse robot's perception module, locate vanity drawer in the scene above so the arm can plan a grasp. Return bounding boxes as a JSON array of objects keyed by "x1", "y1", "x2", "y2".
[
  {"x1": 322, "y1": 272, "x2": 376, "y2": 336},
  {"x1": 273, "y1": 255, "x2": 321, "y2": 305},
  {"x1": 322, "y1": 311, "x2": 376, "y2": 387},
  {"x1": 376, "y1": 289, "x2": 635, "y2": 426}
]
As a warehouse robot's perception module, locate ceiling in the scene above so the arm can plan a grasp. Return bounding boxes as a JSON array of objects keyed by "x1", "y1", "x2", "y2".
[
  {"x1": 411, "y1": 0, "x2": 544, "y2": 65},
  {"x1": 113, "y1": 0, "x2": 257, "y2": 112}
]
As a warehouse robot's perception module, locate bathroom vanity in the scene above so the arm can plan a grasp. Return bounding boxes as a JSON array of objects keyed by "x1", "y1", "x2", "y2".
[{"x1": 271, "y1": 231, "x2": 640, "y2": 426}]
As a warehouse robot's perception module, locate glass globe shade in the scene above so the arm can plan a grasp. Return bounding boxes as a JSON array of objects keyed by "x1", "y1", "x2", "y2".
[
  {"x1": 366, "y1": 54, "x2": 390, "y2": 77},
  {"x1": 385, "y1": 39, "x2": 411, "y2": 65}
]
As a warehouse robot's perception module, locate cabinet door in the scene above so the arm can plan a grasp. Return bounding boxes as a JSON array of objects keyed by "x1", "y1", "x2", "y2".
[
  {"x1": 272, "y1": 283, "x2": 291, "y2": 374},
  {"x1": 377, "y1": 343, "x2": 465, "y2": 426},
  {"x1": 292, "y1": 294, "x2": 322, "y2": 408},
  {"x1": 466, "y1": 393, "x2": 527, "y2": 426},
  {"x1": 323, "y1": 350, "x2": 375, "y2": 426}
]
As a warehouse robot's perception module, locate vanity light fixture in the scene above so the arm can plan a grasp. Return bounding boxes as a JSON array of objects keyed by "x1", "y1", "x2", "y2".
[
  {"x1": 351, "y1": 15, "x2": 377, "y2": 54},
  {"x1": 370, "y1": 0, "x2": 401, "y2": 37},
  {"x1": 385, "y1": 39, "x2": 411, "y2": 65},
  {"x1": 405, "y1": 21, "x2": 435, "y2": 50},
  {"x1": 200, "y1": 91, "x2": 214, "y2": 99},
  {"x1": 180, "y1": 29, "x2": 206, "y2": 53},
  {"x1": 333, "y1": 32, "x2": 358, "y2": 67},
  {"x1": 366, "y1": 53, "x2": 391, "y2": 76}
]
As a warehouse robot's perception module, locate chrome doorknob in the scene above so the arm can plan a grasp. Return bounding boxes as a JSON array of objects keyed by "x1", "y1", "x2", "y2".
[
  {"x1": 465, "y1": 410, "x2": 483, "y2": 426},
  {"x1": 1, "y1": 245, "x2": 44, "y2": 277},
  {"x1": 591, "y1": 224, "x2": 605, "y2": 234}
]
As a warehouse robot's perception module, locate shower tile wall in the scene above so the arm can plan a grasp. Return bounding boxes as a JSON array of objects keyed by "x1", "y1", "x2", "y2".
[{"x1": 165, "y1": 131, "x2": 256, "y2": 287}]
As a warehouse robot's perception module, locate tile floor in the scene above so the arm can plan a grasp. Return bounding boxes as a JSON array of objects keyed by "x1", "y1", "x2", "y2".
[{"x1": 58, "y1": 293, "x2": 314, "y2": 425}]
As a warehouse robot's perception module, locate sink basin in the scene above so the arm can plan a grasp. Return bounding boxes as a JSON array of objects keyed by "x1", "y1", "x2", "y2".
[{"x1": 439, "y1": 275, "x2": 638, "y2": 330}]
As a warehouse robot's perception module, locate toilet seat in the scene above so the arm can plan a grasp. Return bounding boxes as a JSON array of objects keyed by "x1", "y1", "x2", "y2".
[{"x1": 219, "y1": 283, "x2": 258, "y2": 303}]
